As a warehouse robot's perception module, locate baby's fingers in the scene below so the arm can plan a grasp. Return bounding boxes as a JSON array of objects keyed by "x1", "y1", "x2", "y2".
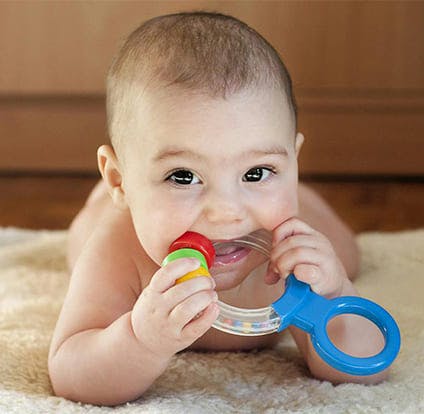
[
  {"x1": 264, "y1": 265, "x2": 281, "y2": 285},
  {"x1": 181, "y1": 303, "x2": 220, "y2": 340},
  {"x1": 164, "y1": 276, "x2": 216, "y2": 309},
  {"x1": 292, "y1": 264, "x2": 321, "y2": 286},
  {"x1": 170, "y1": 290, "x2": 218, "y2": 329},
  {"x1": 273, "y1": 246, "x2": 322, "y2": 278},
  {"x1": 265, "y1": 263, "x2": 322, "y2": 287},
  {"x1": 272, "y1": 217, "x2": 317, "y2": 246},
  {"x1": 149, "y1": 258, "x2": 201, "y2": 293}
]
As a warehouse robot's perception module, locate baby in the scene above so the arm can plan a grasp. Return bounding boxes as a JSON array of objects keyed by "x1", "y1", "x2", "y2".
[{"x1": 48, "y1": 11, "x2": 387, "y2": 406}]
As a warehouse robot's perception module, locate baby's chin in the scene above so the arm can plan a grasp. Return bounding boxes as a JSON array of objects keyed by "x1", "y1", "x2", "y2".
[{"x1": 211, "y1": 270, "x2": 246, "y2": 291}]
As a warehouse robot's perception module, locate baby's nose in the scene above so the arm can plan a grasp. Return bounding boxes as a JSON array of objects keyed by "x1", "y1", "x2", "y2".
[{"x1": 203, "y1": 187, "x2": 246, "y2": 224}]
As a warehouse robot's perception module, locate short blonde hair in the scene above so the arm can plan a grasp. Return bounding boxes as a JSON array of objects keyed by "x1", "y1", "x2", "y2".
[{"x1": 106, "y1": 11, "x2": 297, "y2": 160}]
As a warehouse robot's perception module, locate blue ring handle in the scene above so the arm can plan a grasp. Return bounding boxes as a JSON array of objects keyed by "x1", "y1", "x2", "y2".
[{"x1": 271, "y1": 274, "x2": 401, "y2": 376}]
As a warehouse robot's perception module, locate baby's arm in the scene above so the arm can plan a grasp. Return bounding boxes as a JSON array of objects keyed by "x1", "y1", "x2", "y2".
[
  {"x1": 289, "y1": 286, "x2": 388, "y2": 385},
  {"x1": 267, "y1": 217, "x2": 388, "y2": 385},
  {"x1": 48, "y1": 209, "x2": 217, "y2": 405},
  {"x1": 49, "y1": 210, "x2": 167, "y2": 404}
]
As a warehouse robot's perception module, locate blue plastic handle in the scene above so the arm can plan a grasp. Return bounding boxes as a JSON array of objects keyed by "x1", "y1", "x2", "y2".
[{"x1": 271, "y1": 274, "x2": 401, "y2": 376}]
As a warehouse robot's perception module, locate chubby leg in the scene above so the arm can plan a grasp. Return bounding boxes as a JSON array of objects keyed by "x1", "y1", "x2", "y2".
[
  {"x1": 298, "y1": 183, "x2": 359, "y2": 280},
  {"x1": 67, "y1": 179, "x2": 112, "y2": 271}
]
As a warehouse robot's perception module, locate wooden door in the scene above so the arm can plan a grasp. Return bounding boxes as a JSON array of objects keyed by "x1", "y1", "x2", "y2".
[{"x1": 1, "y1": 1, "x2": 423, "y2": 175}]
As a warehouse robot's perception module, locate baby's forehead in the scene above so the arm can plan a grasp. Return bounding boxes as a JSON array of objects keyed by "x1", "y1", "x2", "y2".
[
  {"x1": 121, "y1": 94, "x2": 294, "y2": 168},
  {"x1": 133, "y1": 85, "x2": 293, "y2": 126}
]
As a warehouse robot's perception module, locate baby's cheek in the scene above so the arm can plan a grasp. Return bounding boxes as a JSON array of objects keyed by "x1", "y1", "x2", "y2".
[
  {"x1": 129, "y1": 216, "x2": 166, "y2": 265},
  {"x1": 132, "y1": 211, "x2": 196, "y2": 265},
  {"x1": 260, "y1": 191, "x2": 298, "y2": 231}
]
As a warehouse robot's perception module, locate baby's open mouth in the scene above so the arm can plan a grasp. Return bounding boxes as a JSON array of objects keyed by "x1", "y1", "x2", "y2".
[
  {"x1": 213, "y1": 243, "x2": 250, "y2": 266},
  {"x1": 208, "y1": 229, "x2": 271, "y2": 290}
]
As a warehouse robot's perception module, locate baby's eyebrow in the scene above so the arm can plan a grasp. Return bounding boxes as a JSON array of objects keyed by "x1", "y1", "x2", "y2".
[
  {"x1": 241, "y1": 147, "x2": 289, "y2": 158},
  {"x1": 153, "y1": 145, "x2": 288, "y2": 163},
  {"x1": 153, "y1": 148, "x2": 202, "y2": 163}
]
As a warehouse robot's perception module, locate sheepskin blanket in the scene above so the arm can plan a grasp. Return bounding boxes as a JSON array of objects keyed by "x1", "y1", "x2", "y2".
[{"x1": 0, "y1": 227, "x2": 423, "y2": 413}]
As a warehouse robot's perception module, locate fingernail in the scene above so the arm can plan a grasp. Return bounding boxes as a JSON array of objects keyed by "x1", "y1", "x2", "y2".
[
  {"x1": 211, "y1": 278, "x2": 216, "y2": 289},
  {"x1": 212, "y1": 291, "x2": 218, "y2": 302}
]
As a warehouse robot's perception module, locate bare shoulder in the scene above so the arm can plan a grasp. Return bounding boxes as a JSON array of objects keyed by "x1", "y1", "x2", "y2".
[
  {"x1": 50, "y1": 206, "x2": 153, "y2": 356},
  {"x1": 298, "y1": 182, "x2": 359, "y2": 279}
]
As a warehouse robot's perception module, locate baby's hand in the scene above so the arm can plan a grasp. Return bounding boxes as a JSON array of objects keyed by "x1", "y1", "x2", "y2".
[
  {"x1": 265, "y1": 217, "x2": 349, "y2": 298},
  {"x1": 131, "y1": 258, "x2": 219, "y2": 359}
]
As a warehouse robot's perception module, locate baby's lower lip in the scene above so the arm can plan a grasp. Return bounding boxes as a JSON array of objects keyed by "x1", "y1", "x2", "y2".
[{"x1": 212, "y1": 247, "x2": 250, "y2": 266}]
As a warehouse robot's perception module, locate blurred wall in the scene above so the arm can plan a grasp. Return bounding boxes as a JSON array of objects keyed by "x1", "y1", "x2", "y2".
[{"x1": 0, "y1": 1, "x2": 423, "y2": 175}]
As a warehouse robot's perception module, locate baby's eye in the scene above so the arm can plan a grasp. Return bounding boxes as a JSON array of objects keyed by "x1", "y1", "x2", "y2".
[
  {"x1": 166, "y1": 169, "x2": 201, "y2": 186},
  {"x1": 243, "y1": 167, "x2": 275, "y2": 182}
]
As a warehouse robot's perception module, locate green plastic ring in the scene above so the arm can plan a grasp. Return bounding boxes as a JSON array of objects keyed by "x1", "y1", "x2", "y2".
[{"x1": 161, "y1": 248, "x2": 209, "y2": 270}]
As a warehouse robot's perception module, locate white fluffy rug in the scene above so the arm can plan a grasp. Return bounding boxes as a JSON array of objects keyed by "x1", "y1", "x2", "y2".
[{"x1": 0, "y1": 227, "x2": 423, "y2": 413}]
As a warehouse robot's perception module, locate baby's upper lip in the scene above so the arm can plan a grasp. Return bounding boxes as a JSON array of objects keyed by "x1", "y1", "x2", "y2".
[{"x1": 210, "y1": 234, "x2": 250, "y2": 244}]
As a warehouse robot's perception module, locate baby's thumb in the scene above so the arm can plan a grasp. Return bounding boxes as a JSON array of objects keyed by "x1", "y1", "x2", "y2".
[{"x1": 264, "y1": 262, "x2": 281, "y2": 285}]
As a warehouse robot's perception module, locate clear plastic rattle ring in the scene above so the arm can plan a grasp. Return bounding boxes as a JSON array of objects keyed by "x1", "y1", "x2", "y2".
[
  {"x1": 210, "y1": 230, "x2": 282, "y2": 336},
  {"x1": 162, "y1": 230, "x2": 401, "y2": 376}
]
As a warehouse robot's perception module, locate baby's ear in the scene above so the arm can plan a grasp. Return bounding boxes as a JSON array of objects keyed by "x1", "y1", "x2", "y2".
[
  {"x1": 294, "y1": 132, "x2": 305, "y2": 158},
  {"x1": 97, "y1": 145, "x2": 128, "y2": 210}
]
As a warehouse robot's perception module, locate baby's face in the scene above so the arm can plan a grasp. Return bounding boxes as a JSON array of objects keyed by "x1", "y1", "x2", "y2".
[{"x1": 120, "y1": 87, "x2": 302, "y2": 286}]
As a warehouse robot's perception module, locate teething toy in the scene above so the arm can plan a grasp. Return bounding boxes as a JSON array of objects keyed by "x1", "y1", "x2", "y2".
[
  {"x1": 161, "y1": 231, "x2": 215, "y2": 284},
  {"x1": 162, "y1": 231, "x2": 401, "y2": 376}
]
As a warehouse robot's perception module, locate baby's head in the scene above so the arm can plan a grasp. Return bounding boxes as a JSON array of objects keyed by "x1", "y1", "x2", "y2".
[
  {"x1": 106, "y1": 11, "x2": 298, "y2": 162},
  {"x1": 98, "y1": 11, "x2": 304, "y2": 270}
]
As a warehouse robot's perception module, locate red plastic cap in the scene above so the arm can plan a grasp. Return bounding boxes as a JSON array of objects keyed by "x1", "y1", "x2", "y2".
[{"x1": 168, "y1": 231, "x2": 215, "y2": 268}]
